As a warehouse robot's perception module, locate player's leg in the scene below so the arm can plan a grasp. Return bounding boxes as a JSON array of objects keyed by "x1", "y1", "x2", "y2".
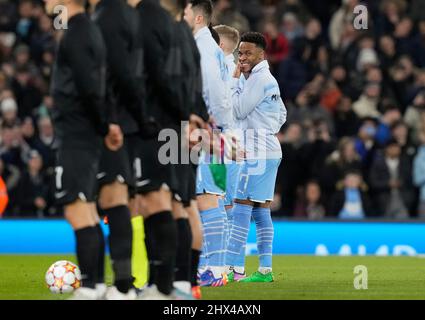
[
  {"x1": 57, "y1": 147, "x2": 103, "y2": 299},
  {"x1": 129, "y1": 195, "x2": 148, "y2": 290},
  {"x1": 65, "y1": 200, "x2": 101, "y2": 299},
  {"x1": 186, "y1": 199, "x2": 203, "y2": 298},
  {"x1": 128, "y1": 135, "x2": 149, "y2": 290},
  {"x1": 98, "y1": 181, "x2": 135, "y2": 298},
  {"x1": 172, "y1": 198, "x2": 193, "y2": 295},
  {"x1": 225, "y1": 159, "x2": 257, "y2": 280},
  {"x1": 197, "y1": 162, "x2": 228, "y2": 287},
  {"x1": 97, "y1": 145, "x2": 135, "y2": 298},
  {"x1": 139, "y1": 187, "x2": 177, "y2": 298},
  {"x1": 238, "y1": 159, "x2": 281, "y2": 283}
]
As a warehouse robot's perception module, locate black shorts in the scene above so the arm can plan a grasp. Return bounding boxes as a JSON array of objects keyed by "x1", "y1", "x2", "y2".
[
  {"x1": 54, "y1": 146, "x2": 101, "y2": 206},
  {"x1": 135, "y1": 137, "x2": 178, "y2": 195},
  {"x1": 174, "y1": 163, "x2": 197, "y2": 207},
  {"x1": 97, "y1": 141, "x2": 133, "y2": 190}
]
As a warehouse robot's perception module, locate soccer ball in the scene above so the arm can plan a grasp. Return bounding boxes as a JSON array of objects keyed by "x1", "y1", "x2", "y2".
[{"x1": 45, "y1": 260, "x2": 81, "y2": 294}]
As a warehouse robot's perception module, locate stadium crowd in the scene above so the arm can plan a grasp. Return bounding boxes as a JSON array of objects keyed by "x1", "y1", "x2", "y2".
[{"x1": 0, "y1": 0, "x2": 424, "y2": 219}]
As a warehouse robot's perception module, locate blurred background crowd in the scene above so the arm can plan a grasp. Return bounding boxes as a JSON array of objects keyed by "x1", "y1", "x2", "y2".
[{"x1": 0, "y1": 0, "x2": 424, "y2": 219}]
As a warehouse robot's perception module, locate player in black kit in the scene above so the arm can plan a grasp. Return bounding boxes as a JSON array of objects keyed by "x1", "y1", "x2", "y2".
[
  {"x1": 88, "y1": 0, "x2": 147, "y2": 300},
  {"x1": 128, "y1": 0, "x2": 189, "y2": 299},
  {"x1": 45, "y1": 0, "x2": 123, "y2": 300}
]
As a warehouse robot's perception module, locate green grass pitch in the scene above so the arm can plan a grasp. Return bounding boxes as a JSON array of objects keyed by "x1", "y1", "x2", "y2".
[{"x1": 1, "y1": 255, "x2": 425, "y2": 300}]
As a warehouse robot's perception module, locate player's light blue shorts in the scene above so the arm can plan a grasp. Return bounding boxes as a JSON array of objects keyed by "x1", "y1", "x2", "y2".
[
  {"x1": 224, "y1": 161, "x2": 241, "y2": 206},
  {"x1": 196, "y1": 163, "x2": 225, "y2": 196},
  {"x1": 235, "y1": 158, "x2": 281, "y2": 203}
]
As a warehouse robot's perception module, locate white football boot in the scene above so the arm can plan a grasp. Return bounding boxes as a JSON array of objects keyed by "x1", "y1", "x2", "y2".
[
  {"x1": 137, "y1": 285, "x2": 174, "y2": 300},
  {"x1": 67, "y1": 287, "x2": 98, "y2": 300},
  {"x1": 105, "y1": 286, "x2": 137, "y2": 300}
]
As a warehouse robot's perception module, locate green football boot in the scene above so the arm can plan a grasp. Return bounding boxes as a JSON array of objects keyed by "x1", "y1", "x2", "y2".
[{"x1": 238, "y1": 271, "x2": 274, "y2": 283}]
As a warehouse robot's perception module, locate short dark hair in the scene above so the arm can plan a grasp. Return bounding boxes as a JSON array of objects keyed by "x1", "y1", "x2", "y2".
[
  {"x1": 190, "y1": 0, "x2": 213, "y2": 24},
  {"x1": 240, "y1": 32, "x2": 267, "y2": 50}
]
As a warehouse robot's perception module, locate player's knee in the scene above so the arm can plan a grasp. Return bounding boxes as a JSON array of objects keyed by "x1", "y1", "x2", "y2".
[
  {"x1": 197, "y1": 194, "x2": 219, "y2": 211},
  {"x1": 172, "y1": 200, "x2": 188, "y2": 219},
  {"x1": 98, "y1": 181, "x2": 129, "y2": 209},
  {"x1": 65, "y1": 201, "x2": 97, "y2": 229},
  {"x1": 141, "y1": 190, "x2": 172, "y2": 216}
]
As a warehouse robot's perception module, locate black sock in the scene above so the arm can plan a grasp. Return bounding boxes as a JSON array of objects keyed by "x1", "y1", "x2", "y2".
[
  {"x1": 75, "y1": 226, "x2": 100, "y2": 289},
  {"x1": 175, "y1": 218, "x2": 192, "y2": 282},
  {"x1": 144, "y1": 211, "x2": 177, "y2": 295},
  {"x1": 190, "y1": 249, "x2": 201, "y2": 287},
  {"x1": 104, "y1": 205, "x2": 134, "y2": 293},
  {"x1": 95, "y1": 224, "x2": 105, "y2": 285}
]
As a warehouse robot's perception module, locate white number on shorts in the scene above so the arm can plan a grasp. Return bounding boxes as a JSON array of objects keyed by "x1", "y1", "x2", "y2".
[
  {"x1": 55, "y1": 166, "x2": 64, "y2": 190},
  {"x1": 134, "y1": 158, "x2": 142, "y2": 179}
]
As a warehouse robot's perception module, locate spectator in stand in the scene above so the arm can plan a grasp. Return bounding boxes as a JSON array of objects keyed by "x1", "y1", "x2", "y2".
[
  {"x1": 328, "y1": 169, "x2": 372, "y2": 219},
  {"x1": 404, "y1": 90, "x2": 425, "y2": 145},
  {"x1": 262, "y1": 19, "x2": 289, "y2": 76},
  {"x1": 413, "y1": 128, "x2": 425, "y2": 217},
  {"x1": 333, "y1": 95, "x2": 361, "y2": 139},
  {"x1": 411, "y1": 19, "x2": 425, "y2": 68},
  {"x1": 0, "y1": 97, "x2": 19, "y2": 127},
  {"x1": 293, "y1": 180, "x2": 326, "y2": 219},
  {"x1": 278, "y1": 37, "x2": 312, "y2": 102},
  {"x1": 378, "y1": 34, "x2": 399, "y2": 75},
  {"x1": 328, "y1": 0, "x2": 359, "y2": 51},
  {"x1": 20, "y1": 116, "x2": 36, "y2": 148},
  {"x1": 353, "y1": 82, "x2": 382, "y2": 119},
  {"x1": 299, "y1": 119, "x2": 335, "y2": 183},
  {"x1": 15, "y1": 0, "x2": 37, "y2": 45},
  {"x1": 375, "y1": 105, "x2": 402, "y2": 147},
  {"x1": 15, "y1": 149, "x2": 48, "y2": 217},
  {"x1": 212, "y1": 0, "x2": 250, "y2": 34},
  {"x1": 391, "y1": 120, "x2": 416, "y2": 159},
  {"x1": 369, "y1": 139, "x2": 416, "y2": 218},
  {"x1": 319, "y1": 137, "x2": 362, "y2": 208},
  {"x1": 0, "y1": 158, "x2": 20, "y2": 216},
  {"x1": 388, "y1": 55, "x2": 416, "y2": 112},
  {"x1": 375, "y1": 0, "x2": 408, "y2": 37},
  {"x1": 280, "y1": 12, "x2": 304, "y2": 42},
  {"x1": 33, "y1": 116, "x2": 55, "y2": 170},
  {"x1": 275, "y1": 122, "x2": 304, "y2": 216},
  {"x1": 354, "y1": 117, "x2": 379, "y2": 174},
  {"x1": 393, "y1": 16, "x2": 414, "y2": 56}
]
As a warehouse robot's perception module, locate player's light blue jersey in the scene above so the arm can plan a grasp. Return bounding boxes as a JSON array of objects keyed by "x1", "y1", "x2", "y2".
[
  {"x1": 231, "y1": 60, "x2": 287, "y2": 159},
  {"x1": 195, "y1": 27, "x2": 233, "y2": 130}
]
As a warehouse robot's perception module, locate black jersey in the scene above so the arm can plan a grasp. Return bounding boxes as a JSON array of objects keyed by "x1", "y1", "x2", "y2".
[
  {"x1": 92, "y1": 0, "x2": 145, "y2": 135},
  {"x1": 135, "y1": 0, "x2": 188, "y2": 129},
  {"x1": 178, "y1": 20, "x2": 209, "y2": 122},
  {"x1": 50, "y1": 13, "x2": 108, "y2": 148}
]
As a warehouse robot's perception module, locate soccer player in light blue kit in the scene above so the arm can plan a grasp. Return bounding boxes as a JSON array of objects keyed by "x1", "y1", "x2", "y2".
[
  {"x1": 225, "y1": 32, "x2": 287, "y2": 282},
  {"x1": 184, "y1": 0, "x2": 233, "y2": 287}
]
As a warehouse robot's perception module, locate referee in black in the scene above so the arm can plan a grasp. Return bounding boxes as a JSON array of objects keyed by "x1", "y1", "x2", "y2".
[
  {"x1": 46, "y1": 0, "x2": 123, "y2": 300},
  {"x1": 88, "y1": 0, "x2": 147, "y2": 300}
]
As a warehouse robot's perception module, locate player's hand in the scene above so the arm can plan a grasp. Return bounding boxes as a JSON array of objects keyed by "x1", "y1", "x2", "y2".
[
  {"x1": 233, "y1": 62, "x2": 242, "y2": 79},
  {"x1": 105, "y1": 124, "x2": 123, "y2": 151}
]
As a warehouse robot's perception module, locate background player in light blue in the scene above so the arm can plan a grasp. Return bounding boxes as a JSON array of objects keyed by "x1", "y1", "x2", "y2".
[
  {"x1": 225, "y1": 32, "x2": 287, "y2": 283},
  {"x1": 213, "y1": 24, "x2": 241, "y2": 248},
  {"x1": 184, "y1": 0, "x2": 232, "y2": 287}
]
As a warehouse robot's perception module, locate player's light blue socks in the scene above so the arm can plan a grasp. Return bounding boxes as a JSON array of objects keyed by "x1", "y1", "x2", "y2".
[
  {"x1": 252, "y1": 207, "x2": 274, "y2": 270},
  {"x1": 218, "y1": 198, "x2": 229, "y2": 266},
  {"x1": 200, "y1": 207, "x2": 226, "y2": 277},
  {"x1": 225, "y1": 206, "x2": 234, "y2": 244},
  {"x1": 225, "y1": 203, "x2": 253, "y2": 271}
]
